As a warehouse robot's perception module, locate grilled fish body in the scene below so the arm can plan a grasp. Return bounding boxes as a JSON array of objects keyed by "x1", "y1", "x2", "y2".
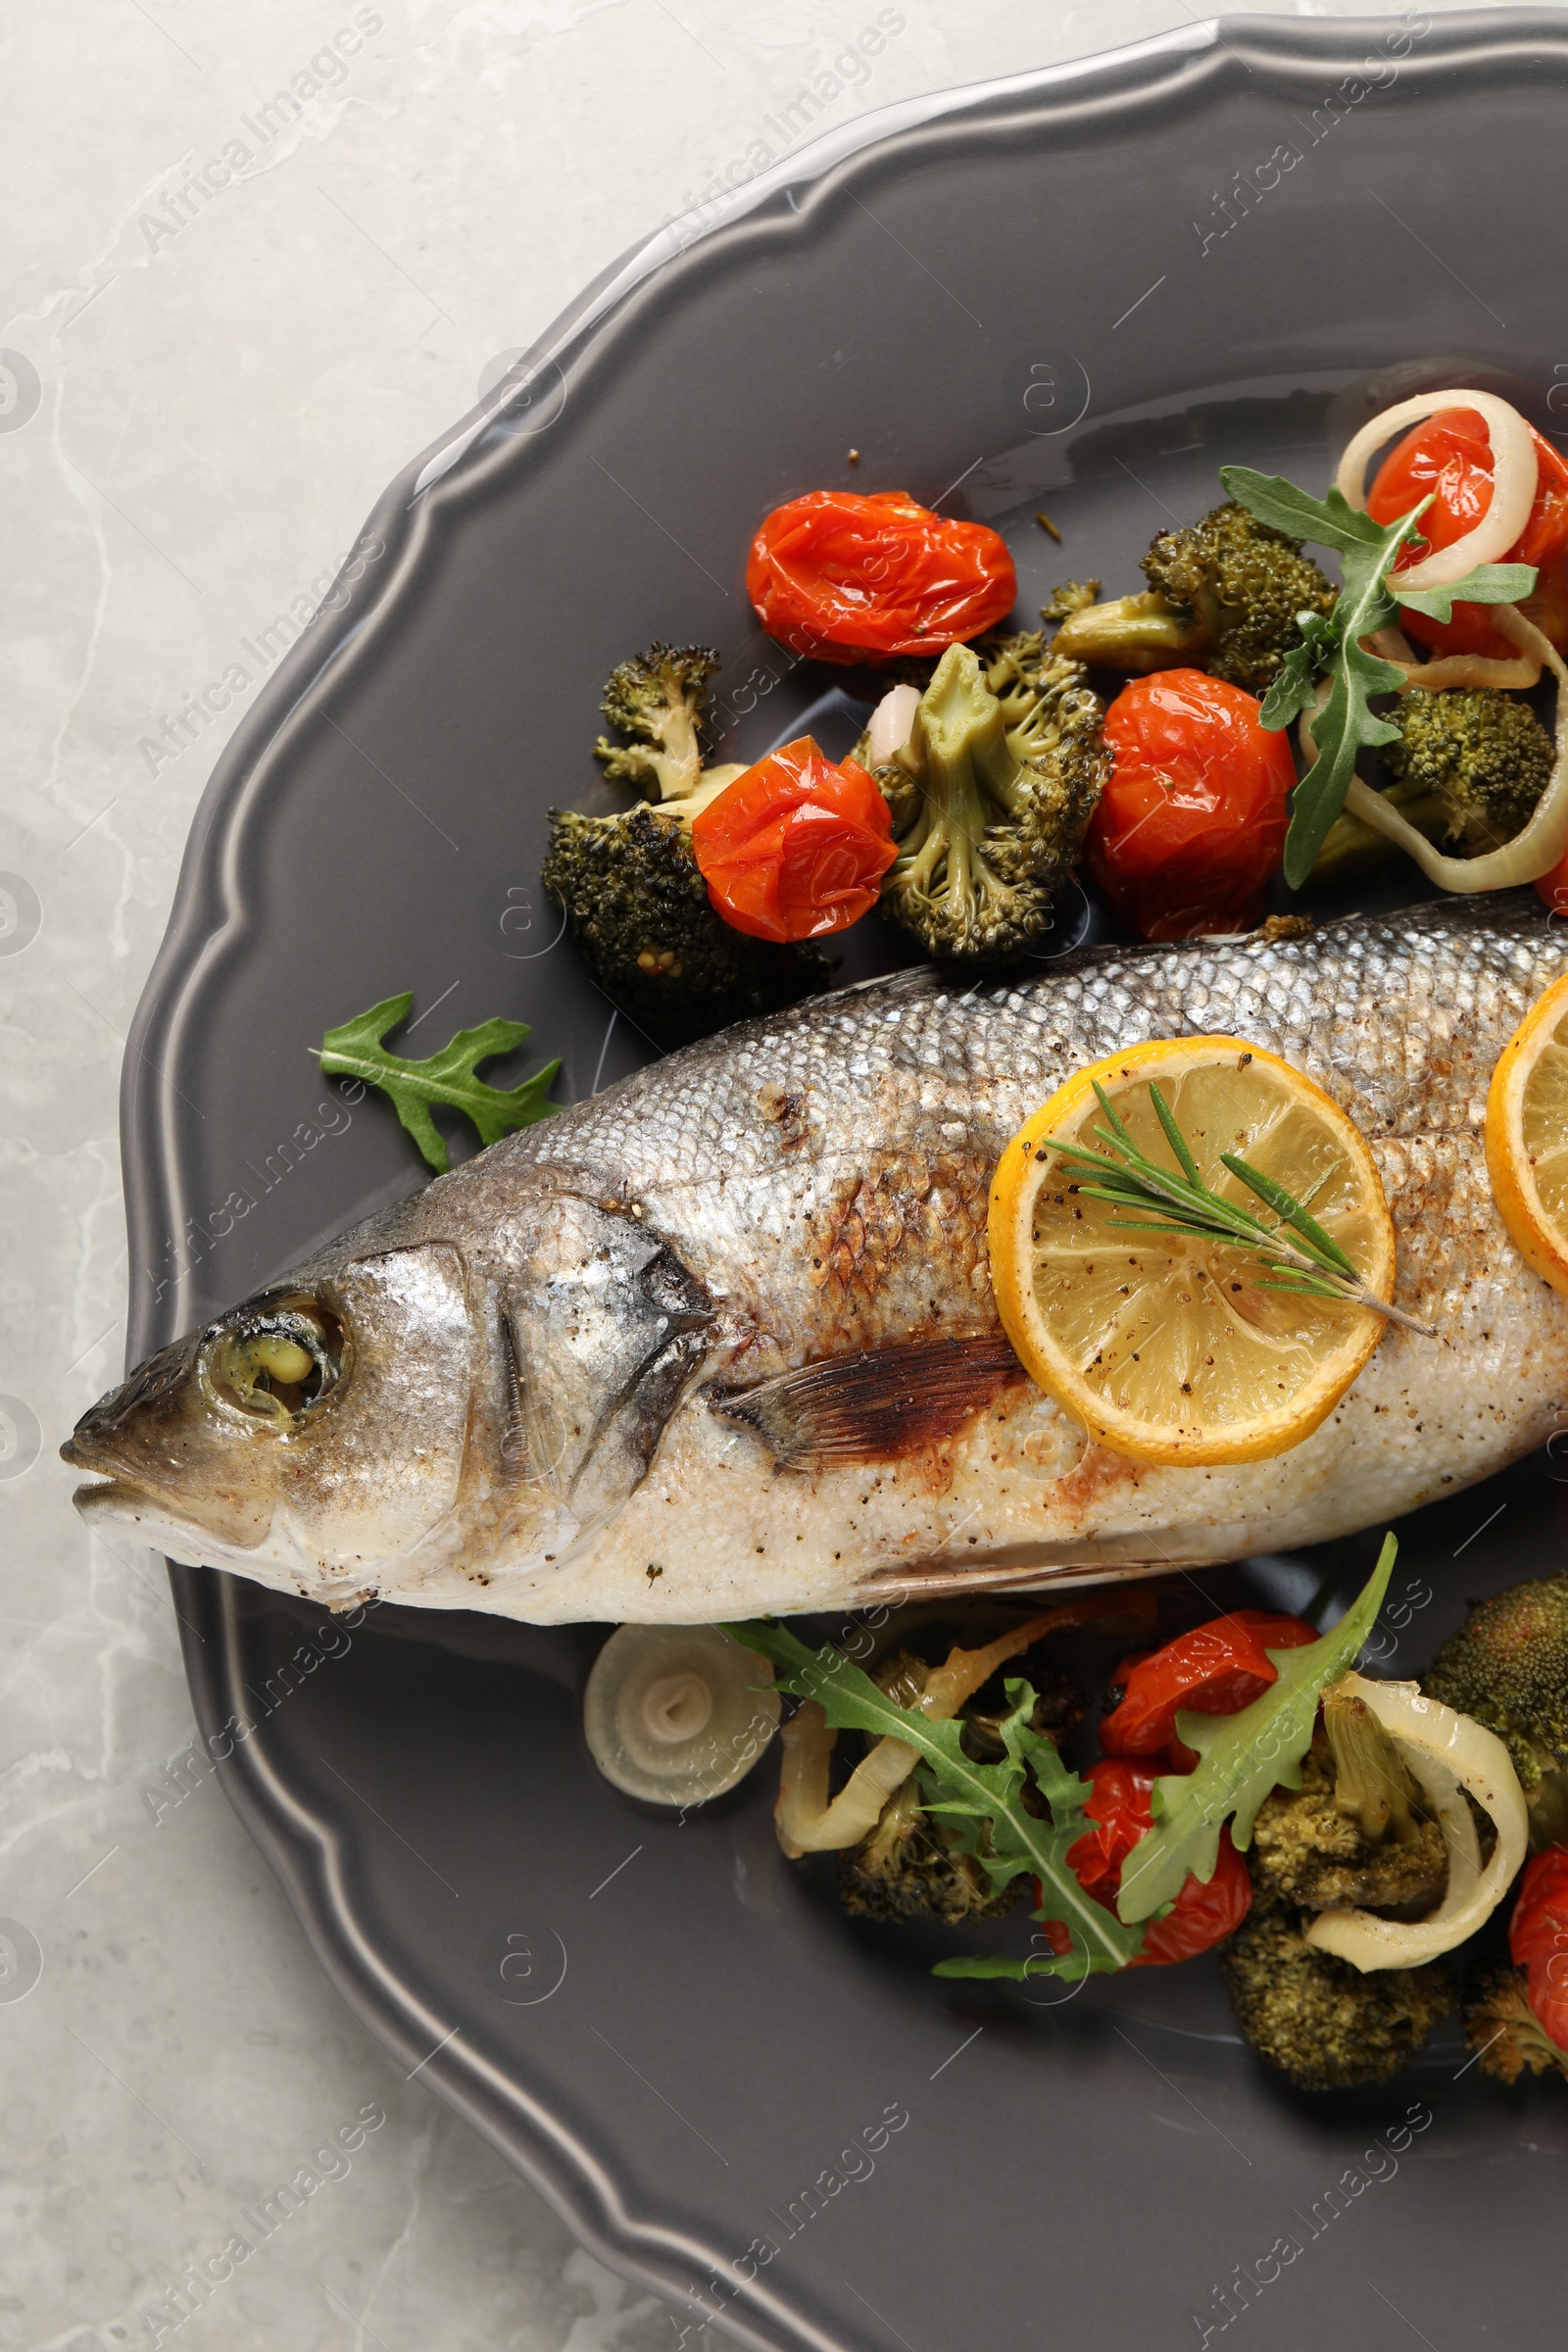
[{"x1": 66, "y1": 896, "x2": 1568, "y2": 1622}]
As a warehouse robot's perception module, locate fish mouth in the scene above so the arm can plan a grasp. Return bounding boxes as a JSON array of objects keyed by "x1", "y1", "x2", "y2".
[{"x1": 62, "y1": 1431, "x2": 263, "y2": 1557}]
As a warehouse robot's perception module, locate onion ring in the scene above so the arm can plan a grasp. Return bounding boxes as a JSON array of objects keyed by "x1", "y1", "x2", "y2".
[
  {"x1": 1303, "y1": 1673, "x2": 1528, "y2": 1972},
  {"x1": 1342, "y1": 604, "x2": 1568, "y2": 888},
  {"x1": 1335, "y1": 389, "x2": 1539, "y2": 591},
  {"x1": 1396, "y1": 651, "x2": 1543, "y2": 692}
]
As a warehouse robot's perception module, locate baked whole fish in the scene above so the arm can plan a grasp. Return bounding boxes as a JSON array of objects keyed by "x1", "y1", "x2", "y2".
[{"x1": 65, "y1": 894, "x2": 1568, "y2": 1623}]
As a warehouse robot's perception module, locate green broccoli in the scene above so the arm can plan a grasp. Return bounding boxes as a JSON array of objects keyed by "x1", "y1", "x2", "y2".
[
  {"x1": 1222, "y1": 1907, "x2": 1452, "y2": 2091},
  {"x1": 1462, "y1": 1962, "x2": 1568, "y2": 2086},
  {"x1": 592, "y1": 642, "x2": 715, "y2": 803},
  {"x1": 1249, "y1": 1715, "x2": 1448, "y2": 1918},
  {"x1": 1050, "y1": 501, "x2": 1337, "y2": 694},
  {"x1": 1421, "y1": 1574, "x2": 1568, "y2": 1833},
  {"x1": 542, "y1": 806, "x2": 831, "y2": 1026},
  {"x1": 1311, "y1": 689, "x2": 1555, "y2": 883},
  {"x1": 545, "y1": 645, "x2": 830, "y2": 1029},
  {"x1": 1385, "y1": 688, "x2": 1554, "y2": 847},
  {"x1": 839, "y1": 1778, "x2": 1020, "y2": 1926},
  {"x1": 870, "y1": 636, "x2": 1107, "y2": 962},
  {"x1": 837, "y1": 1636, "x2": 1082, "y2": 1927}
]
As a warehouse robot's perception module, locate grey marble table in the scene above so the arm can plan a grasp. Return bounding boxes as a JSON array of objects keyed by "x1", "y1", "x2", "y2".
[{"x1": 0, "y1": 2, "x2": 1488, "y2": 2345}]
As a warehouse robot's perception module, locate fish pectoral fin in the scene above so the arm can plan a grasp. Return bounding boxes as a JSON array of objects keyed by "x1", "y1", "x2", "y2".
[{"x1": 709, "y1": 1334, "x2": 1027, "y2": 1470}]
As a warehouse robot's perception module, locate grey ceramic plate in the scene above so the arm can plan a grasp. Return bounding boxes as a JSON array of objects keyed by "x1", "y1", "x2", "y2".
[{"x1": 123, "y1": 15, "x2": 1568, "y2": 2348}]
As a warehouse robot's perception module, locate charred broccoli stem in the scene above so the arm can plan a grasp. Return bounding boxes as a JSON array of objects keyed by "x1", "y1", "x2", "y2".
[
  {"x1": 1463, "y1": 1962, "x2": 1568, "y2": 2085},
  {"x1": 593, "y1": 643, "x2": 716, "y2": 802},
  {"x1": 1222, "y1": 1907, "x2": 1452, "y2": 2090},
  {"x1": 1422, "y1": 1575, "x2": 1568, "y2": 1827},
  {"x1": 873, "y1": 637, "x2": 1106, "y2": 962},
  {"x1": 1051, "y1": 501, "x2": 1337, "y2": 694},
  {"x1": 1249, "y1": 1724, "x2": 1448, "y2": 1917},
  {"x1": 542, "y1": 806, "x2": 829, "y2": 1027}
]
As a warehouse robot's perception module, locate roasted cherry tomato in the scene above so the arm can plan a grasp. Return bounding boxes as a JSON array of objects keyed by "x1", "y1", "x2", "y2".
[
  {"x1": 1535, "y1": 850, "x2": 1568, "y2": 918},
  {"x1": 1041, "y1": 1759, "x2": 1251, "y2": 1966},
  {"x1": 1366, "y1": 408, "x2": 1568, "y2": 660},
  {"x1": 1509, "y1": 1843, "x2": 1568, "y2": 2054},
  {"x1": 1083, "y1": 669, "x2": 1296, "y2": 940},
  {"x1": 745, "y1": 489, "x2": 1017, "y2": 665},
  {"x1": 690, "y1": 734, "x2": 895, "y2": 943},
  {"x1": 1100, "y1": 1609, "x2": 1319, "y2": 1769}
]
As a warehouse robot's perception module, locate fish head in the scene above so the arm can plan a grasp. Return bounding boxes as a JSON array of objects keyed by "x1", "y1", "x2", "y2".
[
  {"x1": 63, "y1": 1187, "x2": 716, "y2": 1604},
  {"x1": 63, "y1": 1242, "x2": 486, "y2": 1592}
]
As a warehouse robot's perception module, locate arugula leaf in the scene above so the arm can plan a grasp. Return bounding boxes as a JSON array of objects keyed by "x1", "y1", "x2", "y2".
[
  {"x1": 1258, "y1": 607, "x2": 1338, "y2": 732},
  {"x1": 1114, "y1": 1533, "x2": 1397, "y2": 1925},
  {"x1": 1219, "y1": 465, "x2": 1540, "y2": 887},
  {"x1": 1397, "y1": 562, "x2": 1538, "y2": 622},
  {"x1": 317, "y1": 992, "x2": 561, "y2": 1173},
  {"x1": 726, "y1": 1621, "x2": 1144, "y2": 1981},
  {"x1": 1218, "y1": 466, "x2": 1394, "y2": 557}
]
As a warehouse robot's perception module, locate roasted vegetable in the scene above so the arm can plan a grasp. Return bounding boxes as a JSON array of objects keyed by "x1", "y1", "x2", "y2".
[
  {"x1": 839, "y1": 1779, "x2": 1020, "y2": 1926},
  {"x1": 1222, "y1": 1906, "x2": 1452, "y2": 2090},
  {"x1": 592, "y1": 642, "x2": 716, "y2": 803},
  {"x1": 838, "y1": 1640, "x2": 1079, "y2": 1927},
  {"x1": 871, "y1": 635, "x2": 1106, "y2": 962},
  {"x1": 1386, "y1": 687, "x2": 1555, "y2": 846},
  {"x1": 546, "y1": 645, "x2": 831, "y2": 1027},
  {"x1": 1249, "y1": 1721, "x2": 1448, "y2": 1917},
  {"x1": 1051, "y1": 501, "x2": 1336, "y2": 694},
  {"x1": 1462, "y1": 1962, "x2": 1568, "y2": 2085},
  {"x1": 542, "y1": 805, "x2": 831, "y2": 1027},
  {"x1": 1313, "y1": 688, "x2": 1557, "y2": 882},
  {"x1": 1421, "y1": 1573, "x2": 1568, "y2": 1828}
]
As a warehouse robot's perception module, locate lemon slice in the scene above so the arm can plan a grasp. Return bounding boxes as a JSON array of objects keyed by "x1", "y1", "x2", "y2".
[
  {"x1": 988, "y1": 1036, "x2": 1397, "y2": 1466},
  {"x1": 1486, "y1": 970, "x2": 1568, "y2": 1298}
]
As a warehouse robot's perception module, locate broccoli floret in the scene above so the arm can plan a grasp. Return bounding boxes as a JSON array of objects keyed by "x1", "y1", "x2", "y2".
[
  {"x1": 1250, "y1": 1721, "x2": 1448, "y2": 1917},
  {"x1": 1040, "y1": 579, "x2": 1102, "y2": 621},
  {"x1": 1051, "y1": 501, "x2": 1337, "y2": 693},
  {"x1": 550, "y1": 643, "x2": 831, "y2": 1029},
  {"x1": 1463, "y1": 1962, "x2": 1568, "y2": 2085},
  {"x1": 1309, "y1": 690, "x2": 1555, "y2": 883},
  {"x1": 593, "y1": 643, "x2": 716, "y2": 802},
  {"x1": 1422, "y1": 1575, "x2": 1568, "y2": 1821},
  {"x1": 1222, "y1": 1907, "x2": 1452, "y2": 2090},
  {"x1": 542, "y1": 805, "x2": 829, "y2": 1027},
  {"x1": 872, "y1": 638, "x2": 1106, "y2": 962},
  {"x1": 839, "y1": 1777, "x2": 1019, "y2": 1925},
  {"x1": 1385, "y1": 688, "x2": 1555, "y2": 848},
  {"x1": 838, "y1": 1639, "x2": 1080, "y2": 1926}
]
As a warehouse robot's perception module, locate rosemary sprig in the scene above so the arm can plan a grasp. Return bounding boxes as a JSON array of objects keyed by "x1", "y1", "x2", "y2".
[{"x1": 1042, "y1": 1079, "x2": 1436, "y2": 1340}]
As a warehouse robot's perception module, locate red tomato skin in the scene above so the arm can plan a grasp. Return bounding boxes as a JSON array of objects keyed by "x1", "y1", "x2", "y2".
[
  {"x1": 1509, "y1": 1844, "x2": 1568, "y2": 2053},
  {"x1": 1084, "y1": 671, "x2": 1295, "y2": 941},
  {"x1": 1052, "y1": 1760, "x2": 1251, "y2": 1966},
  {"x1": 746, "y1": 489, "x2": 1016, "y2": 664},
  {"x1": 1366, "y1": 409, "x2": 1568, "y2": 660},
  {"x1": 1533, "y1": 850, "x2": 1568, "y2": 919},
  {"x1": 1100, "y1": 1610, "x2": 1319, "y2": 1760},
  {"x1": 690, "y1": 734, "x2": 895, "y2": 943}
]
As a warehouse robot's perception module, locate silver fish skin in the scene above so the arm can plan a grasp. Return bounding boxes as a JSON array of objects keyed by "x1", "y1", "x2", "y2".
[{"x1": 65, "y1": 894, "x2": 1568, "y2": 1623}]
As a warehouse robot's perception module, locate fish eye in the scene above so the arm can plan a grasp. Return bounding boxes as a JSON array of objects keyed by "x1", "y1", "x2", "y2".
[{"x1": 201, "y1": 1294, "x2": 348, "y2": 1429}]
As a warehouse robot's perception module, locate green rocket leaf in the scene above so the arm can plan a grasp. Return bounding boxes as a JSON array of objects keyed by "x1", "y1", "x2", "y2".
[
  {"x1": 1218, "y1": 465, "x2": 1538, "y2": 888},
  {"x1": 316, "y1": 992, "x2": 561, "y2": 1173},
  {"x1": 724, "y1": 1621, "x2": 1144, "y2": 1982},
  {"x1": 1396, "y1": 562, "x2": 1538, "y2": 622},
  {"x1": 1114, "y1": 1533, "x2": 1398, "y2": 1925}
]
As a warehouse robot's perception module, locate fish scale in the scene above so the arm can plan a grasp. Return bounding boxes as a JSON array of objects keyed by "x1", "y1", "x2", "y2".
[{"x1": 64, "y1": 894, "x2": 1568, "y2": 1623}]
